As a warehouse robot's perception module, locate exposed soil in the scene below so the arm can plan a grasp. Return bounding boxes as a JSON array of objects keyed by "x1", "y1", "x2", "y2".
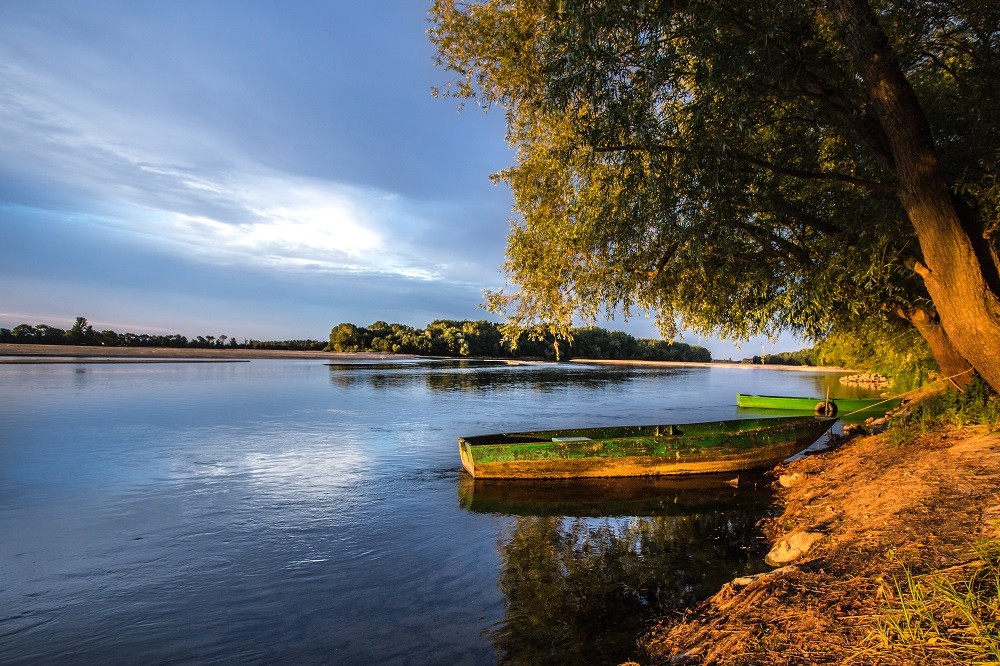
[{"x1": 641, "y1": 422, "x2": 1000, "y2": 665}]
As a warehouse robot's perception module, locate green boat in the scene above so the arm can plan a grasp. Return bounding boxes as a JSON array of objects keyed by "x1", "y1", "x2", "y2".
[
  {"x1": 736, "y1": 393, "x2": 901, "y2": 417},
  {"x1": 458, "y1": 416, "x2": 835, "y2": 479}
]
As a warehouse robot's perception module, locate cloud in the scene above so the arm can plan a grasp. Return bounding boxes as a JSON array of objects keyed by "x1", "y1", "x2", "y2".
[
  {"x1": 96, "y1": 173, "x2": 448, "y2": 279},
  {"x1": 0, "y1": 56, "x2": 477, "y2": 282},
  {"x1": 0, "y1": 2, "x2": 518, "y2": 342}
]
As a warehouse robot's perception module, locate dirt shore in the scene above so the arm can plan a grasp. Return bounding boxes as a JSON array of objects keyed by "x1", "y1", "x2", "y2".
[
  {"x1": 642, "y1": 423, "x2": 1000, "y2": 664},
  {"x1": 0, "y1": 343, "x2": 414, "y2": 362}
]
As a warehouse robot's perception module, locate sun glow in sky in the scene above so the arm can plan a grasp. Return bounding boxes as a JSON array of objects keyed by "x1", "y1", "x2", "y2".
[{"x1": 0, "y1": 1, "x2": 800, "y2": 358}]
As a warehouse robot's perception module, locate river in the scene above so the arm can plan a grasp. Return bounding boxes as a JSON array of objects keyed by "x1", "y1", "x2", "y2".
[{"x1": 0, "y1": 359, "x2": 871, "y2": 664}]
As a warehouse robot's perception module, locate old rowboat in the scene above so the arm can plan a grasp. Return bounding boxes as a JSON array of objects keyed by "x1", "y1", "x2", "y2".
[
  {"x1": 736, "y1": 393, "x2": 901, "y2": 416},
  {"x1": 458, "y1": 416, "x2": 835, "y2": 479}
]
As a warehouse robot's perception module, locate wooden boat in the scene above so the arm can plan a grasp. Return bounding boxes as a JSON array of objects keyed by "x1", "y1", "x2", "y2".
[
  {"x1": 458, "y1": 416, "x2": 835, "y2": 479},
  {"x1": 736, "y1": 393, "x2": 901, "y2": 416}
]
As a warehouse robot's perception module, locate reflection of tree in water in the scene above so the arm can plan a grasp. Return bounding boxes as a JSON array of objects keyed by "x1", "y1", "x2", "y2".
[
  {"x1": 423, "y1": 367, "x2": 644, "y2": 393},
  {"x1": 328, "y1": 364, "x2": 677, "y2": 393},
  {"x1": 492, "y1": 510, "x2": 768, "y2": 665}
]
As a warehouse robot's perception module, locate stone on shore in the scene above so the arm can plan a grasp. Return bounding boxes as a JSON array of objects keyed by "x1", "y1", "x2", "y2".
[{"x1": 765, "y1": 530, "x2": 824, "y2": 566}]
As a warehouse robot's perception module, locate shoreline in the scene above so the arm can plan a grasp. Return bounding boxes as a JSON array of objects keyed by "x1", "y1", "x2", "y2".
[
  {"x1": 0, "y1": 344, "x2": 854, "y2": 373},
  {"x1": 0, "y1": 343, "x2": 420, "y2": 362},
  {"x1": 568, "y1": 358, "x2": 855, "y2": 373},
  {"x1": 642, "y1": 421, "x2": 1000, "y2": 664}
]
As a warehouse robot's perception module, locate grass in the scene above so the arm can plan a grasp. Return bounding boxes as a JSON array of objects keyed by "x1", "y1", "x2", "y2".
[
  {"x1": 885, "y1": 376, "x2": 1000, "y2": 447},
  {"x1": 864, "y1": 538, "x2": 1000, "y2": 664},
  {"x1": 866, "y1": 378, "x2": 1000, "y2": 662}
]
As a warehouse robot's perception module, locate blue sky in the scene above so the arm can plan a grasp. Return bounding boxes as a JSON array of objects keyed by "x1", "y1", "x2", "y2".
[{"x1": 0, "y1": 1, "x2": 799, "y2": 359}]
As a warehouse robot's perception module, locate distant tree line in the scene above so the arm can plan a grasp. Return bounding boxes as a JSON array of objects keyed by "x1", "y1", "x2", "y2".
[
  {"x1": 326, "y1": 320, "x2": 712, "y2": 362},
  {"x1": 744, "y1": 348, "x2": 820, "y2": 366},
  {"x1": 0, "y1": 317, "x2": 325, "y2": 351}
]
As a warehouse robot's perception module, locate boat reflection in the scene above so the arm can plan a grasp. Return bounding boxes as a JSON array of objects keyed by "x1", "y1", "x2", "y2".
[
  {"x1": 461, "y1": 475, "x2": 775, "y2": 664},
  {"x1": 458, "y1": 473, "x2": 773, "y2": 517}
]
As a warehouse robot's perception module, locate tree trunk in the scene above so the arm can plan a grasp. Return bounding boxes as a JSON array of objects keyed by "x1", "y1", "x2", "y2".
[
  {"x1": 900, "y1": 308, "x2": 974, "y2": 388},
  {"x1": 826, "y1": 0, "x2": 1000, "y2": 393}
]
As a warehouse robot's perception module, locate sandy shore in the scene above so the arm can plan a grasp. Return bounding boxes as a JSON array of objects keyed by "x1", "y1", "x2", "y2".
[
  {"x1": 569, "y1": 358, "x2": 855, "y2": 373},
  {"x1": 1, "y1": 344, "x2": 854, "y2": 372},
  {"x1": 0, "y1": 343, "x2": 416, "y2": 362}
]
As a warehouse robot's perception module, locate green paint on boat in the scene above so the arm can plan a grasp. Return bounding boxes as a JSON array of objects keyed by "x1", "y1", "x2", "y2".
[
  {"x1": 736, "y1": 393, "x2": 901, "y2": 417},
  {"x1": 458, "y1": 416, "x2": 835, "y2": 479}
]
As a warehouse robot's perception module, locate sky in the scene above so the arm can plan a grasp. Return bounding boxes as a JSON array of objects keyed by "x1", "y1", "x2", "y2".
[{"x1": 0, "y1": 1, "x2": 801, "y2": 359}]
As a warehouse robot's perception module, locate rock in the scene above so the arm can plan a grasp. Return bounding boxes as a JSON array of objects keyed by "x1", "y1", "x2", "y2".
[
  {"x1": 840, "y1": 372, "x2": 890, "y2": 388},
  {"x1": 732, "y1": 564, "x2": 801, "y2": 587},
  {"x1": 668, "y1": 646, "x2": 704, "y2": 664},
  {"x1": 765, "y1": 530, "x2": 824, "y2": 566},
  {"x1": 778, "y1": 472, "x2": 806, "y2": 488}
]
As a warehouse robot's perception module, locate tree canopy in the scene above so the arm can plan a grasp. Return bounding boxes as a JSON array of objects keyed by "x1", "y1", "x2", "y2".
[
  {"x1": 325, "y1": 319, "x2": 712, "y2": 361},
  {"x1": 430, "y1": 0, "x2": 1000, "y2": 389},
  {"x1": 0, "y1": 317, "x2": 325, "y2": 351}
]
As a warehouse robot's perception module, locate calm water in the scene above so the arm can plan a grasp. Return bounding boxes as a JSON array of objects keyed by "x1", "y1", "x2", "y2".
[{"x1": 0, "y1": 360, "x2": 869, "y2": 664}]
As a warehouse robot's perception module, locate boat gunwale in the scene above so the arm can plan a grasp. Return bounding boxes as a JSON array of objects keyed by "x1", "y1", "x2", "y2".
[
  {"x1": 459, "y1": 415, "x2": 833, "y2": 448},
  {"x1": 736, "y1": 393, "x2": 900, "y2": 409}
]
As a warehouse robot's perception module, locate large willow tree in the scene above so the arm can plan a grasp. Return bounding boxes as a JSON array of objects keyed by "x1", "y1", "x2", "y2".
[{"x1": 430, "y1": 0, "x2": 1000, "y2": 387}]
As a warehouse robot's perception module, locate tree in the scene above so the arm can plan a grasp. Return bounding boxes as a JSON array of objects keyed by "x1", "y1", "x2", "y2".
[
  {"x1": 327, "y1": 323, "x2": 361, "y2": 352},
  {"x1": 68, "y1": 316, "x2": 96, "y2": 344},
  {"x1": 430, "y1": 0, "x2": 1000, "y2": 389}
]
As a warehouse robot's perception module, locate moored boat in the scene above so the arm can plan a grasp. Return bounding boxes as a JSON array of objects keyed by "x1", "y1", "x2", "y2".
[
  {"x1": 458, "y1": 416, "x2": 835, "y2": 479},
  {"x1": 736, "y1": 393, "x2": 901, "y2": 416}
]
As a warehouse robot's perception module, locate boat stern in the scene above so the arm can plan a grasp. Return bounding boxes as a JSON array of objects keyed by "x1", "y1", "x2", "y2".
[{"x1": 458, "y1": 438, "x2": 476, "y2": 477}]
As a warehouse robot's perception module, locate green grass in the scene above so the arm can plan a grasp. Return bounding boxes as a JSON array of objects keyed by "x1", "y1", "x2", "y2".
[
  {"x1": 885, "y1": 377, "x2": 1000, "y2": 446},
  {"x1": 864, "y1": 539, "x2": 1000, "y2": 664},
  {"x1": 864, "y1": 378, "x2": 1000, "y2": 661}
]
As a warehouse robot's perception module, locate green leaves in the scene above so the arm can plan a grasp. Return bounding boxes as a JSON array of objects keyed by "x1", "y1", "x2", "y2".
[{"x1": 430, "y1": 0, "x2": 998, "y2": 352}]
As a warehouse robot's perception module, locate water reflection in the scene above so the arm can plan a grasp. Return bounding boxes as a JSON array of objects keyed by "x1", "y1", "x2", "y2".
[
  {"x1": 461, "y1": 475, "x2": 774, "y2": 665},
  {"x1": 328, "y1": 361, "x2": 683, "y2": 393},
  {"x1": 750, "y1": 372, "x2": 886, "y2": 402},
  {"x1": 459, "y1": 473, "x2": 772, "y2": 517}
]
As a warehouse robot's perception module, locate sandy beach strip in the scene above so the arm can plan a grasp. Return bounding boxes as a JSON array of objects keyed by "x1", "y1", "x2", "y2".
[{"x1": 0, "y1": 343, "x2": 408, "y2": 363}]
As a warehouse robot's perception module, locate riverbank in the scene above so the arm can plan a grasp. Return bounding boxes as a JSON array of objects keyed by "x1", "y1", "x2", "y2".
[
  {"x1": 0, "y1": 344, "x2": 855, "y2": 372},
  {"x1": 0, "y1": 343, "x2": 416, "y2": 362},
  {"x1": 570, "y1": 358, "x2": 855, "y2": 373},
  {"x1": 642, "y1": 421, "x2": 1000, "y2": 664}
]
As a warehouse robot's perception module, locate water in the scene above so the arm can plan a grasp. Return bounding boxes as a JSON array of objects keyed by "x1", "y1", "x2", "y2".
[{"x1": 0, "y1": 359, "x2": 871, "y2": 664}]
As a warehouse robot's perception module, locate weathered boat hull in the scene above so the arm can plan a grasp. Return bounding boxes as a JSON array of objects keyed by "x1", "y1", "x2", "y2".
[
  {"x1": 458, "y1": 416, "x2": 834, "y2": 479},
  {"x1": 736, "y1": 393, "x2": 900, "y2": 416}
]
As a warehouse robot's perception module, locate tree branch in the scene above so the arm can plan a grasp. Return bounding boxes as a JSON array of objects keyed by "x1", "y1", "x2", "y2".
[
  {"x1": 727, "y1": 148, "x2": 895, "y2": 192},
  {"x1": 732, "y1": 220, "x2": 814, "y2": 266},
  {"x1": 592, "y1": 143, "x2": 676, "y2": 154}
]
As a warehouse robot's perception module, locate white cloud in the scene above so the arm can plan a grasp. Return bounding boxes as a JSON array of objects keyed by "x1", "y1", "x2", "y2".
[{"x1": 0, "y1": 56, "x2": 448, "y2": 280}]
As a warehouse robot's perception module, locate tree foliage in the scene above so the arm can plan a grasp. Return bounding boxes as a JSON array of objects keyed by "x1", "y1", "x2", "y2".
[
  {"x1": 325, "y1": 319, "x2": 710, "y2": 361},
  {"x1": 0, "y1": 317, "x2": 325, "y2": 350},
  {"x1": 429, "y1": 0, "x2": 1000, "y2": 386}
]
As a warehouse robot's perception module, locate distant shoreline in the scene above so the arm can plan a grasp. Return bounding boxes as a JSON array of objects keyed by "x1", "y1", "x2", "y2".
[
  {"x1": 0, "y1": 343, "x2": 409, "y2": 363},
  {"x1": 569, "y1": 358, "x2": 856, "y2": 373},
  {"x1": 0, "y1": 343, "x2": 854, "y2": 372}
]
